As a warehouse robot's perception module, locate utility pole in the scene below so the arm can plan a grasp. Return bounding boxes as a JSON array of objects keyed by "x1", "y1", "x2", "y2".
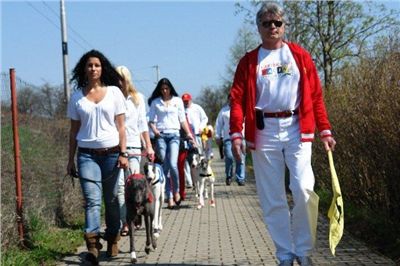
[
  {"x1": 60, "y1": 0, "x2": 70, "y2": 102},
  {"x1": 153, "y1": 65, "x2": 160, "y2": 84}
]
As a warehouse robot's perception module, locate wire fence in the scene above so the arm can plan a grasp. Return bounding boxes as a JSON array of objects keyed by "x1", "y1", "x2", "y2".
[
  {"x1": 1, "y1": 71, "x2": 41, "y2": 105},
  {"x1": 1, "y1": 71, "x2": 83, "y2": 250}
]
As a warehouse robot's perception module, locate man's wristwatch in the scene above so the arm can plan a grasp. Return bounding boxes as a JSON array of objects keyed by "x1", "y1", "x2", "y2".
[{"x1": 119, "y1": 151, "x2": 129, "y2": 158}]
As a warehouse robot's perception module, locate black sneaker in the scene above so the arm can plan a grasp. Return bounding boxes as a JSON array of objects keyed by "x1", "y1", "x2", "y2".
[
  {"x1": 237, "y1": 181, "x2": 245, "y2": 186},
  {"x1": 296, "y1": 256, "x2": 313, "y2": 266},
  {"x1": 226, "y1": 178, "x2": 232, "y2": 185}
]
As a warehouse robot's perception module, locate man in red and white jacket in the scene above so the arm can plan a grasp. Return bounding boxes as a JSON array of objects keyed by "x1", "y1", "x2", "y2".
[{"x1": 230, "y1": 2, "x2": 336, "y2": 266}]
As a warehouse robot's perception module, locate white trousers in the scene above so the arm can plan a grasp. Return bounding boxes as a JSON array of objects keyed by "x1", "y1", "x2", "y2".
[{"x1": 252, "y1": 116, "x2": 315, "y2": 261}]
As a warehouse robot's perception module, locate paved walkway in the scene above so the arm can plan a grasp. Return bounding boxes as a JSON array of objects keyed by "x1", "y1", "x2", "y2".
[{"x1": 58, "y1": 150, "x2": 395, "y2": 266}]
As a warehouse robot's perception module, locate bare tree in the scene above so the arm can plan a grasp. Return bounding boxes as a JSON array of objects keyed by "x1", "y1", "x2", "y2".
[
  {"x1": 196, "y1": 24, "x2": 258, "y2": 125},
  {"x1": 235, "y1": 0, "x2": 400, "y2": 89},
  {"x1": 195, "y1": 86, "x2": 226, "y2": 124},
  {"x1": 16, "y1": 84, "x2": 65, "y2": 118},
  {"x1": 17, "y1": 87, "x2": 40, "y2": 115},
  {"x1": 36, "y1": 84, "x2": 65, "y2": 118},
  {"x1": 223, "y1": 24, "x2": 259, "y2": 95}
]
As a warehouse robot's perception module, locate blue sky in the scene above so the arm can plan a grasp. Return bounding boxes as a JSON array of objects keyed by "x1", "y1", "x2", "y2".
[
  {"x1": 1, "y1": 1, "x2": 247, "y2": 99},
  {"x1": 1, "y1": 1, "x2": 399, "y2": 100}
]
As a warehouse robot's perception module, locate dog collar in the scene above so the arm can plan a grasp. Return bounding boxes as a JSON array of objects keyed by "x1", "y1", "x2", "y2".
[{"x1": 199, "y1": 173, "x2": 212, "y2": 177}]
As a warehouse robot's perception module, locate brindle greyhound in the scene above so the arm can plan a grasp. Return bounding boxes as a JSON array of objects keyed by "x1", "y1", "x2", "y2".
[{"x1": 125, "y1": 172, "x2": 156, "y2": 263}]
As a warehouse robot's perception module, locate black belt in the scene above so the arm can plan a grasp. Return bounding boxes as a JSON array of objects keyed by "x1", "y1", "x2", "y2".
[
  {"x1": 78, "y1": 145, "x2": 120, "y2": 156},
  {"x1": 264, "y1": 109, "x2": 298, "y2": 118}
]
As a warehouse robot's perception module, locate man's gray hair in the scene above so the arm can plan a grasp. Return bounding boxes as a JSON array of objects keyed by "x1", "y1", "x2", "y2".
[{"x1": 256, "y1": 1, "x2": 288, "y2": 26}]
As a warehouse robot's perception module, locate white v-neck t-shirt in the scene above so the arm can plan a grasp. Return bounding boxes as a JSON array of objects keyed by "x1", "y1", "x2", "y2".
[
  {"x1": 256, "y1": 43, "x2": 301, "y2": 112},
  {"x1": 148, "y1": 96, "x2": 186, "y2": 134},
  {"x1": 67, "y1": 85, "x2": 126, "y2": 149}
]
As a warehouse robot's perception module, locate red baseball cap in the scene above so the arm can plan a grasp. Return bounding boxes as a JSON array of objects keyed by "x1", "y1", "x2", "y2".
[{"x1": 182, "y1": 93, "x2": 192, "y2": 101}]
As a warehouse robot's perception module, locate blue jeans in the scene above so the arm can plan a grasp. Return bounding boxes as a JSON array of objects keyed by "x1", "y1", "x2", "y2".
[
  {"x1": 78, "y1": 151, "x2": 120, "y2": 237},
  {"x1": 156, "y1": 132, "x2": 180, "y2": 199},
  {"x1": 223, "y1": 140, "x2": 245, "y2": 182}
]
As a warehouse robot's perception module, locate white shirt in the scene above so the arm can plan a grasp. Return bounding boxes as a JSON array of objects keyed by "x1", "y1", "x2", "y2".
[
  {"x1": 125, "y1": 92, "x2": 148, "y2": 148},
  {"x1": 185, "y1": 103, "x2": 208, "y2": 135},
  {"x1": 256, "y1": 43, "x2": 301, "y2": 112},
  {"x1": 215, "y1": 104, "x2": 231, "y2": 141},
  {"x1": 67, "y1": 86, "x2": 126, "y2": 149},
  {"x1": 148, "y1": 96, "x2": 186, "y2": 133}
]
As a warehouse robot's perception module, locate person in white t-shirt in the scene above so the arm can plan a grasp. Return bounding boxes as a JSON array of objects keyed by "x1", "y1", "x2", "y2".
[
  {"x1": 67, "y1": 50, "x2": 128, "y2": 264},
  {"x1": 181, "y1": 93, "x2": 208, "y2": 192},
  {"x1": 148, "y1": 78, "x2": 194, "y2": 209},
  {"x1": 215, "y1": 96, "x2": 246, "y2": 186},
  {"x1": 115, "y1": 65, "x2": 155, "y2": 236}
]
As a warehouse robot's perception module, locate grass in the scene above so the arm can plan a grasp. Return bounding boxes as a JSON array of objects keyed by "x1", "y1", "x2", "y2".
[
  {"x1": 1, "y1": 117, "x2": 85, "y2": 266},
  {"x1": 316, "y1": 187, "x2": 400, "y2": 261},
  {"x1": 1, "y1": 214, "x2": 84, "y2": 266}
]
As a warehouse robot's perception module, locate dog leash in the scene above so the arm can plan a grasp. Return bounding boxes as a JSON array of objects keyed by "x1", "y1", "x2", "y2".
[{"x1": 128, "y1": 151, "x2": 156, "y2": 163}]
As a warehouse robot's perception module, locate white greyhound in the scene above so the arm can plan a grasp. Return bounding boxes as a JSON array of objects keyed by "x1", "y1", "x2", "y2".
[
  {"x1": 195, "y1": 155, "x2": 215, "y2": 209},
  {"x1": 144, "y1": 161, "x2": 165, "y2": 238}
]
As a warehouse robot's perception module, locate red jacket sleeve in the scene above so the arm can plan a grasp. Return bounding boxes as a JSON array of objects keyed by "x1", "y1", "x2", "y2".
[{"x1": 229, "y1": 55, "x2": 248, "y2": 139}]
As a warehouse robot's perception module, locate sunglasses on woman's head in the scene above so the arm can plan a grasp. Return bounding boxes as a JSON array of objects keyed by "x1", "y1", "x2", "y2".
[{"x1": 261, "y1": 20, "x2": 283, "y2": 28}]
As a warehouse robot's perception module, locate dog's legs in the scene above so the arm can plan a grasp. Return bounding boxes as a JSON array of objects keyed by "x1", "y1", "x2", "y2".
[
  {"x1": 152, "y1": 185, "x2": 161, "y2": 237},
  {"x1": 129, "y1": 215, "x2": 137, "y2": 264},
  {"x1": 192, "y1": 168, "x2": 199, "y2": 198},
  {"x1": 159, "y1": 182, "x2": 165, "y2": 231},
  {"x1": 210, "y1": 180, "x2": 215, "y2": 207},
  {"x1": 197, "y1": 177, "x2": 205, "y2": 209},
  {"x1": 196, "y1": 172, "x2": 202, "y2": 198},
  {"x1": 150, "y1": 212, "x2": 157, "y2": 250},
  {"x1": 144, "y1": 214, "x2": 151, "y2": 254}
]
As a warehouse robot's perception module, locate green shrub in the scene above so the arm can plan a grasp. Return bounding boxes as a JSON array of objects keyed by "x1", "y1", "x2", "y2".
[{"x1": 312, "y1": 39, "x2": 400, "y2": 260}]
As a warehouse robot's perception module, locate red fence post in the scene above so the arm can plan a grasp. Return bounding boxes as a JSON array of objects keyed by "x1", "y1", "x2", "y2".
[{"x1": 9, "y1": 68, "x2": 25, "y2": 246}]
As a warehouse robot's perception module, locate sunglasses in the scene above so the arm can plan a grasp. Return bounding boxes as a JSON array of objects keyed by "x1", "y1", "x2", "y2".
[{"x1": 261, "y1": 20, "x2": 283, "y2": 28}]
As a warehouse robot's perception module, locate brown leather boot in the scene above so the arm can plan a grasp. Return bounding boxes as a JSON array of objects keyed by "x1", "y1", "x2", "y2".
[
  {"x1": 84, "y1": 233, "x2": 103, "y2": 265},
  {"x1": 105, "y1": 234, "x2": 121, "y2": 257}
]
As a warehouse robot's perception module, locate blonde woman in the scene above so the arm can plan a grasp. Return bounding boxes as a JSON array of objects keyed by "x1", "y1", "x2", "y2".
[{"x1": 115, "y1": 65, "x2": 154, "y2": 236}]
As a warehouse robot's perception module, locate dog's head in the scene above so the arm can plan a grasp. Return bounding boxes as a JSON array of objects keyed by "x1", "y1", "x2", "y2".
[
  {"x1": 143, "y1": 161, "x2": 156, "y2": 183},
  {"x1": 126, "y1": 174, "x2": 152, "y2": 215},
  {"x1": 187, "y1": 147, "x2": 201, "y2": 168},
  {"x1": 199, "y1": 156, "x2": 210, "y2": 171}
]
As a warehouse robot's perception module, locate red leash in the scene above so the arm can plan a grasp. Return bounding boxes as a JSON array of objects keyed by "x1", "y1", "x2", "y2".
[{"x1": 127, "y1": 151, "x2": 155, "y2": 162}]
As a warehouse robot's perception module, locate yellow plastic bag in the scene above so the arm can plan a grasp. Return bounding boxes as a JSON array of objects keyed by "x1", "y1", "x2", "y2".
[
  {"x1": 306, "y1": 189, "x2": 319, "y2": 247},
  {"x1": 327, "y1": 150, "x2": 344, "y2": 256}
]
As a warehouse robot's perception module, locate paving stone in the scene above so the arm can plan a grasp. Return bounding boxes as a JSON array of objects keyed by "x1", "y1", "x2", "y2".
[{"x1": 58, "y1": 148, "x2": 395, "y2": 266}]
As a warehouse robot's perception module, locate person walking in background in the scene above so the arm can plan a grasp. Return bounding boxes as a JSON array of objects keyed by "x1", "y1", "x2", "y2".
[
  {"x1": 229, "y1": 2, "x2": 336, "y2": 266},
  {"x1": 148, "y1": 78, "x2": 194, "y2": 209},
  {"x1": 215, "y1": 95, "x2": 246, "y2": 186},
  {"x1": 67, "y1": 50, "x2": 128, "y2": 264},
  {"x1": 115, "y1": 65, "x2": 155, "y2": 237},
  {"x1": 181, "y1": 93, "x2": 208, "y2": 190}
]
